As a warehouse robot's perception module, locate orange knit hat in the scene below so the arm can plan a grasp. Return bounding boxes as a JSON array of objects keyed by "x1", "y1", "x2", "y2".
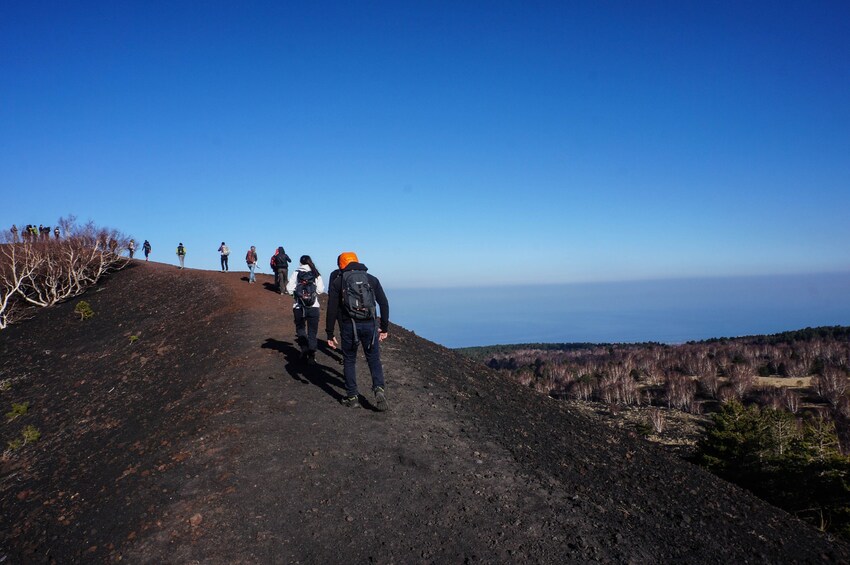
[{"x1": 337, "y1": 251, "x2": 358, "y2": 270}]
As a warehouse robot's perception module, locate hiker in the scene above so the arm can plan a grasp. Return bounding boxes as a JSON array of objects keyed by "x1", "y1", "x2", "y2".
[
  {"x1": 245, "y1": 246, "x2": 258, "y2": 283},
  {"x1": 287, "y1": 255, "x2": 325, "y2": 364},
  {"x1": 176, "y1": 243, "x2": 186, "y2": 269},
  {"x1": 143, "y1": 240, "x2": 152, "y2": 261},
  {"x1": 326, "y1": 251, "x2": 390, "y2": 410},
  {"x1": 218, "y1": 241, "x2": 230, "y2": 271},
  {"x1": 128, "y1": 239, "x2": 136, "y2": 258},
  {"x1": 53, "y1": 226, "x2": 60, "y2": 239},
  {"x1": 270, "y1": 246, "x2": 291, "y2": 295},
  {"x1": 10, "y1": 225, "x2": 18, "y2": 242}
]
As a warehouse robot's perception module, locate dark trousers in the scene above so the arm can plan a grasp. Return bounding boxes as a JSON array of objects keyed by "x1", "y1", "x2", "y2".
[
  {"x1": 221, "y1": 255, "x2": 229, "y2": 271},
  {"x1": 339, "y1": 319, "x2": 385, "y2": 398},
  {"x1": 275, "y1": 269, "x2": 288, "y2": 293},
  {"x1": 294, "y1": 306, "x2": 320, "y2": 353}
]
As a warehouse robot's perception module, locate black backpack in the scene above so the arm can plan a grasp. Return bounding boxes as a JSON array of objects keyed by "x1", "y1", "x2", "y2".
[
  {"x1": 295, "y1": 270, "x2": 318, "y2": 306},
  {"x1": 341, "y1": 270, "x2": 377, "y2": 320}
]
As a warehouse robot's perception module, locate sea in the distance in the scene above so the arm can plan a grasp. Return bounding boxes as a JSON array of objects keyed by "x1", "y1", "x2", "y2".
[{"x1": 391, "y1": 272, "x2": 850, "y2": 348}]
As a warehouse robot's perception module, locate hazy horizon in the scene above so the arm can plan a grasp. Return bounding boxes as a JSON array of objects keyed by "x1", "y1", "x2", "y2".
[{"x1": 392, "y1": 271, "x2": 850, "y2": 348}]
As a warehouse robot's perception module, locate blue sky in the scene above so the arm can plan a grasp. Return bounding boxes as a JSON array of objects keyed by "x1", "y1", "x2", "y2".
[{"x1": 2, "y1": 1, "x2": 849, "y2": 288}]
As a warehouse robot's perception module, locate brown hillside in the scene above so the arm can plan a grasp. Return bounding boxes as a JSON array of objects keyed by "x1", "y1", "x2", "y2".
[{"x1": 0, "y1": 261, "x2": 847, "y2": 563}]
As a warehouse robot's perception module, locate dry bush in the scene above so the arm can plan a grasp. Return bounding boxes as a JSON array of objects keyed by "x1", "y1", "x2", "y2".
[
  {"x1": 648, "y1": 407, "x2": 665, "y2": 434},
  {"x1": 0, "y1": 216, "x2": 129, "y2": 329},
  {"x1": 570, "y1": 377, "x2": 594, "y2": 402},
  {"x1": 782, "y1": 388, "x2": 801, "y2": 414},
  {"x1": 728, "y1": 364, "x2": 755, "y2": 399},
  {"x1": 812, "y1": 368, "x2": 850, "y2": 409},
  {"x1": 664, "y1": 373, "x2": 697, "y2": 412}
]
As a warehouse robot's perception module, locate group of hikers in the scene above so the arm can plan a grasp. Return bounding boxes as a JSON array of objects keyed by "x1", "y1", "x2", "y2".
[
  {"x1": 246, "y1": 245, "x2": 390, "y2": 411},
  {"x1": 7, "y1": 226, "x2": 389, "y2": 410},
  {"x1": 149, "y1": 241, "x2": 390, "y2": 411},
  {"x1": 9, "y1": 224, "x2": 60, "y2": 241},
  {"x1": 126, "y1": 239, "x2": 152, "y2": 261}
]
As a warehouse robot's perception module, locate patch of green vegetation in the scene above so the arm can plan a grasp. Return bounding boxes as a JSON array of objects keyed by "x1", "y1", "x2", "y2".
[
  {"x1": 5, "y1": 401, "x2": 29, "y2": 421},
  {"x1": 74, "y1": 300, "x2": 94, "y2": 320},
  {"x1": 695, "y1": 401, "x2": 850, "y2": 540},
  {"x1": 22, "y1": 425, "x2": 41, "y2": 444},
  {"x1": 129, "y1": 334, "x2": 139, "y2": 344},
  {"x1": 7, "y1": 438, "x2": 23, "y2": 451}
]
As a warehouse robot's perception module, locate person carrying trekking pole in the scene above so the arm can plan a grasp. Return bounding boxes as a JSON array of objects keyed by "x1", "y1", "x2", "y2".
[
  {"x1": 325, "y1": 251, "x2": 390, "y2": 411},
  {"x1": 246, "y1": 245, "x2": 258, "y2": 283},
  {"x1": 287, "y1": 255, "x2": 325, "y2": 364}
]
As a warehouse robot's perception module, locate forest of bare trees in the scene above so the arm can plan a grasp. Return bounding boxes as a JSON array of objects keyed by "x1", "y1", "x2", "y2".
[
  {"x1": 0, "y1": 216, "x2": 130, "y2": 329},
  {"x1": 462, "y1": 330, "x2": 850, "y2": 538},
  {"x1": 468, "y1": 328, "x2": 850, "y2": 450}
]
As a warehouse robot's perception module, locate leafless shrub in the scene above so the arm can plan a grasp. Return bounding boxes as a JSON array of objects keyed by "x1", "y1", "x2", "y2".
[
  {"x1": 782, "y1": 388, "x2": 801, "y2": 414},
  {"x1": 812, "y1": 368, "x2": 850, "y2": 408},
  {"x1": 0, "y1": 239, "x2": 39, "y2": 328},
  {"x1": 619, "y1": 374, "x2": 642, "y2": 406},
  {"x1": 698, "y1": 371, "x2": 721, "y2": 399},
  {"x1": 648, "y1": 407, "x2": 665, "y2": 434},
  {"x1": 0, "y1": 216, "x2": 129, "y2": 329},
  {"x1": 570, "y1": 377, "x2": 594, "y2": 401},
  {"x1": 718, "y1": 385, "x2": 738, "y2": 404},
  {"x1": 664, "y1": 373, "x2": 697, "y2": 412},
  {"x1": 728, "y1": 364, "x2": 755, "y2": 399}
]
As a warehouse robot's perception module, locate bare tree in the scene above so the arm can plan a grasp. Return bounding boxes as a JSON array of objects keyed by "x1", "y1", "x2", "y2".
[
  {"x1": 783, "y1": 388, "x2": 801, "y2": 414},
  {"x1": 0, "y1": 239, "x2": 39, "y2": 328},
  {"x1": 648, "y1": 408, "x2": 665, "y2": 434},
  {"x1": 664, "y1": 372, "x2": 697, "y2": 412},
  {"x1": 812, "y1": 367, "x2": 849, "y2": 408},
  {"x1": 0, "y1": 217, "x2": 129, "y2": 329},
  {"x1": 728, "y1": 364, "x2": 755, "y2": 400}
]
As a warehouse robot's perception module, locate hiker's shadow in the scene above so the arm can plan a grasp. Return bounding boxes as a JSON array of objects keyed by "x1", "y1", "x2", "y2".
[
  {"x1": 262, "y1": 338, "x2": 346, "y2": 402},
  {"x1": 262, "y1": 282, "x2": 282, "y2": 294}
]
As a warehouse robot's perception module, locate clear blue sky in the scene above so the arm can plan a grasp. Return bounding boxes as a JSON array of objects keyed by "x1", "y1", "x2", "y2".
[{"x1": 3, "y1": 1, "x2": 849, "y2": 288}]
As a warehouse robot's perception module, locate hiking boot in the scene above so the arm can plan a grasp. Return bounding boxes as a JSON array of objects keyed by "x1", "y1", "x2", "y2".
[
  {"x1": 374, "y1": 387, "x2": 388, "y2": 412},
  {"x1": 307, "y1": 353, "x2": 317, "y2": 366},
  {"x1": 341, "y1": 395, "x2": 360, "y2": 408}
]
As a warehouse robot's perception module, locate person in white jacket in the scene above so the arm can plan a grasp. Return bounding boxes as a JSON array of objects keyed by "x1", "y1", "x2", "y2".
[{"x1": 286, "y1": 255, "x2": 325, "y2": 364}]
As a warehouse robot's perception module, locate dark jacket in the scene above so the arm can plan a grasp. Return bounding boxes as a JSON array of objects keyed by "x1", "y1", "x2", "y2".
[
  {"x1": 271, "y1": 247, "x2": 291, "y2": 271},
  {"x1": 325, "y1": 262, "x2": 389, "y2": 339}
]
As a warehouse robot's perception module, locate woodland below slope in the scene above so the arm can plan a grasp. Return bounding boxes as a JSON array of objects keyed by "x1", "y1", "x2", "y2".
[{"x1": 0, "y1": 261, "x2": 848, "y2": 563}]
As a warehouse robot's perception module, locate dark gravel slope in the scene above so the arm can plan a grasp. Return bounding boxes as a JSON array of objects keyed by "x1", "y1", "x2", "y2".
[{"x1": 0, "y1": 262, "x2": 846, "y2": 563}]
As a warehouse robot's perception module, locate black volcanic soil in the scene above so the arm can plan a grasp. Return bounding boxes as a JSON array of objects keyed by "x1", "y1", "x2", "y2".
[{"x1": 1, "y1": 261, "x2": 847, "y2": 563}]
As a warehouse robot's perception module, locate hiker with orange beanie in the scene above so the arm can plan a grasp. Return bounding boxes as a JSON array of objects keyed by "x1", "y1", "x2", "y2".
[{"x1": 326, "y1": 252, "x2": 390, "y2": 410}]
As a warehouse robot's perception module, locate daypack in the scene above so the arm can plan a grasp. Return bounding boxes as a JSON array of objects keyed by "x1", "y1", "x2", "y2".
[
  {"x1": 341, "y1": 270, "x2": 377, "y2": 320},
  {"x1": 294, "y1": 270, "x2": 318, "y2": 306},
  {"x1": 274, "y1": 253, "x2": 289, "y2": 269},
  {"x1": 221, "y1": 245, "x2": 230, "y2": 256},
  {"x1": 177, "y1": 245, "x2": 186, "y2": 256}
]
